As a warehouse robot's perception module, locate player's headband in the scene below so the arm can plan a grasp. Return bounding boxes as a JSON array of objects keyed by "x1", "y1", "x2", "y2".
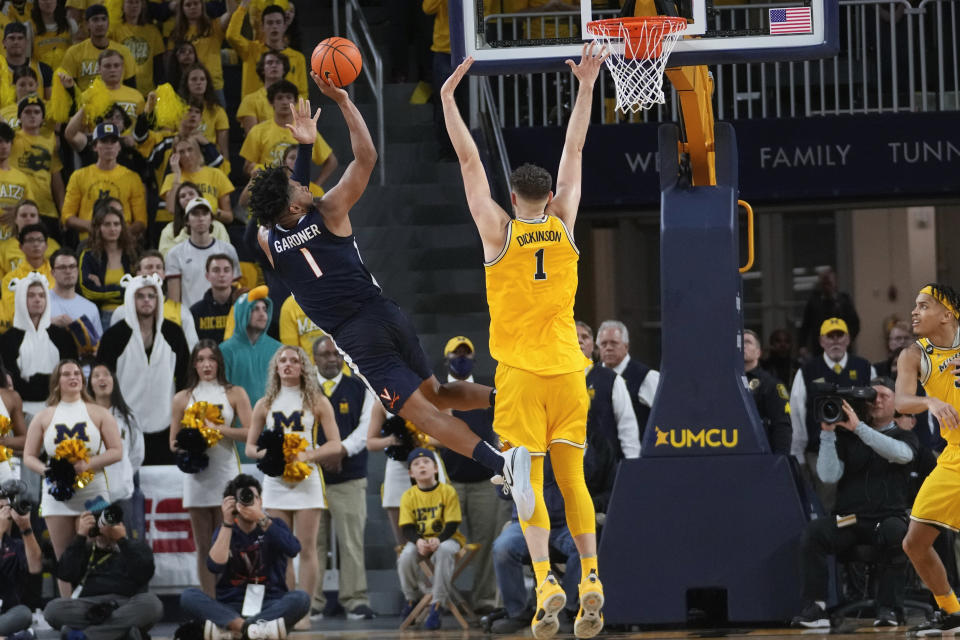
[{"x1": 920, "y1": 285, "x2": 960, "y2": 320}]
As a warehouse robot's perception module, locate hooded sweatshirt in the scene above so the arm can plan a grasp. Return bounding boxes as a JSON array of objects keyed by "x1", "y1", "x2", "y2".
[
  {"x1": 220, "y1": 289, "x2": 282, "y2": 406},
  {"x1": 0, "y1": 272, "x2": 77, "y2": 413},
  {"x1": 97, "y1": 274, "x2": 190, "y2": 433}
]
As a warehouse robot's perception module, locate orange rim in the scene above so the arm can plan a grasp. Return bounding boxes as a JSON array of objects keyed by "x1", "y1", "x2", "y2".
[{"x1": 586, "y1": 16, "x2": 688, "y2": 39}]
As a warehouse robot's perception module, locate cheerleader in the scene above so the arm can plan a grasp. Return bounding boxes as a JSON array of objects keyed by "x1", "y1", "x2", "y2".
[
  {"x1": 170, "y1": 340, "x2": 251, "y2": 596},
  {"x1": 22, "y1": 359, "x2": 121, "y2": 597},
  {"x1": 246, "y1": 346, "x2": 340, "y2": 627},
  {"x1": 0, "y1": 379, "x2": 27, "y2": 483}
]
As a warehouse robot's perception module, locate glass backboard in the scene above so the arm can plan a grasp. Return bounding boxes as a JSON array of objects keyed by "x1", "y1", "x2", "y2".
[{"x1": 451, "y1": 0, "x2": 838, "y2": 74}]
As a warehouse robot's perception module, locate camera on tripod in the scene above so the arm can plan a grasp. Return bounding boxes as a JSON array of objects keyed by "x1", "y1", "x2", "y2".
[
  {"x1": 0, "y1": 479, "x2": 34, "y2": 516},
  {"x1": 89, "y1": 504, "x2": 123, "y2": 538},
  {"x1": 812, "y1": 382, "x2": 877, "y2": 424}
]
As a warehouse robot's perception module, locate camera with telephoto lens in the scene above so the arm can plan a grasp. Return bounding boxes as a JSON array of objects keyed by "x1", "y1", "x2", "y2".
[
  {"x1": 88, "y1": 504, "x2": 123, "y2": 538},
  {"x1": 0, "y1": 479, "x2": 33, "y2": 516},
  {"x1": 813, "y1": 382, "x2": 877, "y2": 424},
  {"x1": 237, "y1": 487, "x2": 256, "y2": 507}
]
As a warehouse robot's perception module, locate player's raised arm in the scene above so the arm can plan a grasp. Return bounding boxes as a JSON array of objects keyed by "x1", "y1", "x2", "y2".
[
  {"x1": 548, "y1": 42, "x2": 608, "y2": 230},
  {"x1": 440, "y1": 57, "x2": 510, "y2": 260},
  {"x1": 311, "y1": 72, "x2": 378, "y2": 231}
]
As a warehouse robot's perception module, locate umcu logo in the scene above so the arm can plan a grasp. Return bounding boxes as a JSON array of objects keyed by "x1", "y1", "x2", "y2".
[{"x1": 654, "y1": 426, "x2": 739, "y2": 448}]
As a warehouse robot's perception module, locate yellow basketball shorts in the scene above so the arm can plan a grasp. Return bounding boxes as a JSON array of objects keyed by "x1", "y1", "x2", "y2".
[
  {"x1": 912, "y1": 445, "x2": 960, "y2": 531},
  {"x1": 493, "y1": 363, "x2": 589, "y2": 455}
]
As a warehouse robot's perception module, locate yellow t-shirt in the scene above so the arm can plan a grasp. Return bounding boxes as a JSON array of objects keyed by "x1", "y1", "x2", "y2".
[
  {"x1": 33, "y1": 26, "x2": 73, "y2": 71},
  {"x1": 236, "y1": 87, "x2": 272, "y2": 125},
  {"x1": 2, "y1": 1, "x2": 34, "y2": 23},
  {"x1": 240, "y1": 120, "x2": 332, "y2": 171},
  {"x1": 61, "y1": 163, "x2": 147, "y2": 232},
  {"x1": 60, "y1": 39, "x2": 138, "y2": 91},
  {"x1": 82, "y1": 84, "x2": 144, "y2": 121},
  {"x1": 0, "y1": 104, "x2": 17, "y2": 129},
  {"x1": 0, "y1": 260, "x2": 53, "y2": 331},
  {"x1": 108, "y1": 22, "x2": 165, "y2": 95},
  {"x1": 278, "y1": 295, "x2": 326, "y2": 360},
  {"x1": 11, "y1": 129, "x2": 62, "y2": 219},
  {"x1": 423, "y1": 0, "x2": 450, "y2": 54},
  {"x1": 159, "y1": 166, "x2": 235, "y2": 212},
  {"x1": 0, "y1": 234, "x2": 59, "y2": 277},
  {"x1": 225, "y1": 7, "x2": 307, "y2": 99},
  {"x1": 485, "y1": 215, "x2": 585, "y2": 375},
  {"x1": 398, "y1": 481, "x2": 466, "y2": 547},
  {"x1": 0, "y1": 167, "x2": 33, "y2": 213},
  {"x1": 198, "y1": 104, "x2": 229, "y2": 140},
  {"x1": 170, "y1": 21, "x2": 226, "y2": 90}
]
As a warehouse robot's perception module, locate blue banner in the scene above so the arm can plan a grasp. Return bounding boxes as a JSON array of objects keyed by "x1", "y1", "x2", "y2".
[{"x1": 503, "y1": 112, "x2": 960, "y2": 207}]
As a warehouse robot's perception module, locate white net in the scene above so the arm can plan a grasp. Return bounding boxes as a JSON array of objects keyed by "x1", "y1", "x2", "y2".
[{"x1": 588, "y1": 18, "x2": 687, "y2": 113}]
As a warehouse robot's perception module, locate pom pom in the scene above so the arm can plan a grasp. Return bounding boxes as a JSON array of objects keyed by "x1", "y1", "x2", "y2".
[
  {"x1": 48, "y1": 69, "x2": 73, "y2": 123},
  {"x1": 80, "y1": 77, "x2": 115, "y2": 127},
  {"x1": 175, "y1": 449, "x2": 210, "y2": 474},
  {"x1": 0, "y1": 446, "x2": 12, "y2": 463},
  {"x1": 0, "y1": 415, "x2": 11, "y2": 438},
  {"x1": 281, "y1": 432, "x2": 311, "y2": 483},
  {"x1": 175, "y1": 427, "x2": 207, "y2": 455},
  {"x1": 381, "y1": 415, "x2": 416, "y2": 462},
  {"x1": 256, "y1": 427, "x2": 286, "y2": 477},
  {"x1": 181, "y1": 402, "x2": 225, "y2": 447},
  {"x1": 153, "y1": 83, "x2": 187, "y2": 131},
  {"x1": 55, "y1": 438, "x2": 91, "y2": 463},
  {"x1": 45, "y1": 457, "x2": 77, "y2": 501}
]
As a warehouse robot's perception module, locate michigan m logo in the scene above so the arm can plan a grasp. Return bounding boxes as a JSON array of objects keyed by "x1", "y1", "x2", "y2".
[
  {"x1": 271, "y1": 411, "x2": 304, "y2": 432},
  {"x1": 54, "y1": 422, "x2": 89, "y2": 443}
]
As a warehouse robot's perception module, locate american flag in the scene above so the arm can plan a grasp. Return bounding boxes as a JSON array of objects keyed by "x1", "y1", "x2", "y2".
[{"x1": 769, "y1": 7, "x2": 813, "y2": 34}]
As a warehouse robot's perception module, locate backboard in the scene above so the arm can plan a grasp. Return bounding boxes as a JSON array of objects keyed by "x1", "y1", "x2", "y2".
[{"x1": 451, "y1": 0, "x2": 838, "y2": 74}]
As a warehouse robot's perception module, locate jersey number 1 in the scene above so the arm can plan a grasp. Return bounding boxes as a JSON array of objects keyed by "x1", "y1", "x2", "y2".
[
  {"x1": 533, "y1": 248, "x2": 546, "y2": 280},
  {"x1": 300, "y1": 248, "x2": 323, "y2": 278}
]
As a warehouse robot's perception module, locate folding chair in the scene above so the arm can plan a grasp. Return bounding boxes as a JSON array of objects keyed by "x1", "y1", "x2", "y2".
[{"x1": 399, "y1": 542, "x2": 481, "y2": 630}]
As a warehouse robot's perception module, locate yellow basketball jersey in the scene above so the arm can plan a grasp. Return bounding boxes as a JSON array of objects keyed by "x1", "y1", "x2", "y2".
[
  {"x1": 485, "y1": 215, "x2": 585, "y2": 376},
  {"x1": 918, "y1": 336, "x2": 960, "y2": 445}
]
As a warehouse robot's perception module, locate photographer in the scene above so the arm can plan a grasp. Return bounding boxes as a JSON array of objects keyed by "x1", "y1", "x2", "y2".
[
  {"x1": 43, "y1": 505, "x2": 162, "y2": 640},
  {"x1": 0, "y1": 493, "x2": 41, "y2": 639},
  {"x1": 792, "y1": 377, "x2": 918, "y2": 628},
  {"x1": 179, "y1": 474, "x2": 309, "y2": 640}
]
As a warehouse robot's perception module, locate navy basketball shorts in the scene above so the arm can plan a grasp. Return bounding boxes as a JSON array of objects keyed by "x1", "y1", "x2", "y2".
[{"x1": 332, "y1": 296, "x2": 434, "y2": 413}]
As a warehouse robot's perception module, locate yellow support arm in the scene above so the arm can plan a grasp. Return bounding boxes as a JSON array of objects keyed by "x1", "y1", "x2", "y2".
[{"x1": 664, "y1": 65, "x2": 716, "y2": 186}]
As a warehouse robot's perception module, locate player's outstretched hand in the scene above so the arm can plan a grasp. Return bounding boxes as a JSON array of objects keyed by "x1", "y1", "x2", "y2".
[
  {"x1": 311, "y1": 70, "x2": 349, "y2": 103},
  {"x1": 441, "y1": 56, "x2": 474, "y2": 102},
  {"x1": 930, "y1": 397, "x2": 960, "y2": 430},
  {"x1": 565, "y1": 41, "x2": 609, "y2": 86},
  {"x1": 284, "y1": 97, "x2": 320, "y2": 145}
]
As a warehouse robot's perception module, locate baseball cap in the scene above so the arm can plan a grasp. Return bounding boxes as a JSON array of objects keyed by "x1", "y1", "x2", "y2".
[
  {"x1": 406, "y1": 447, "x2": 436, "y2": 468},
  {"x1": 3, "y1": 22, "x2": 26, "y2": 38},
  {"x1": 85, "y1": 4, "x2": 108, "y2": 19},
  {"x1": 92, "y1": 122, "x2": 119, "y2": 141},
  {"x1": 443, "y1": 335, "x2": 474, "y2": 357},
  {"x1": 820, "y1": 317, "x2": 849, "y2": 336},
  {"x1": 17, "y1": 95, "x2": 44, "y2": 119},
  {"x1": 184, "y1": 197, "x2": 212, "y2": 216},
  {"x1": 870, "y1": 376, "x2": 896, "y2": 393}
]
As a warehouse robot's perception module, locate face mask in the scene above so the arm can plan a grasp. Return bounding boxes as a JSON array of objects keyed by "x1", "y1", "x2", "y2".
[{"x1": 448, "y1": 355, "x2": 474, "y2": 378}]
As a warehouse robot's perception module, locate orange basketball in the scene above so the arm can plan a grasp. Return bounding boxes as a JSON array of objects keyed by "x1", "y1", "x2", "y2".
[{"x1": 311, "y1": 37, "x2": 362, "y2": 88}]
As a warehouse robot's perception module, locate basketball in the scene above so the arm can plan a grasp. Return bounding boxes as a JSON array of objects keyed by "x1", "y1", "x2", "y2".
[{"x1": 311, "y1": 37, "x2": 362, "y2": 88}]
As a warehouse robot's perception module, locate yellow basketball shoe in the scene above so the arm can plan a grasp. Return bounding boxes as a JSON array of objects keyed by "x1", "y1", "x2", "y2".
[
  {"x1": 574, "y1": 569, "x2": 605, "y2": 639},
  {"x1": 531, "y1": 573, "x2": 567, "y2": 639}
]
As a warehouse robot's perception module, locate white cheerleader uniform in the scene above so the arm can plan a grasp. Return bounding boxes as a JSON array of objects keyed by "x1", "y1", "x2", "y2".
[
  {"x1": 183, "y1": 381, "x2": 241, "y2": 508},
  {"x1": 40, "y1": 400, "x2": 111, "y2": 516},
  {"x1": 261, "y1": 386, "x2": 326, "y2": 510},
  {"x1": 0, "y1": 400, "x2": 15, "y2": 483}
]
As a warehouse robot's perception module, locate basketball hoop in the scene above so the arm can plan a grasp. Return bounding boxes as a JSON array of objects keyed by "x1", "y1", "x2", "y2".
[{"x1": 587, "y1": 16, "x2": 687, "y2": 113}]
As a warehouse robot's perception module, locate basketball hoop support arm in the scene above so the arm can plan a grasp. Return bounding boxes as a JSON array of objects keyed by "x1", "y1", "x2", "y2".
[{"x1": 664, "y1": 65, "x2": 716, "y2": 186}]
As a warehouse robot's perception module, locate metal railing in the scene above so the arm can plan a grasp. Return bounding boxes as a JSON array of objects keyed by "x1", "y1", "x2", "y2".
[
  {"x1": 344, "y1": 0, "x2": 386, "y2": 185},
  {"x1": 483, "y1": 0, "x2": 959, "y2": 127}
]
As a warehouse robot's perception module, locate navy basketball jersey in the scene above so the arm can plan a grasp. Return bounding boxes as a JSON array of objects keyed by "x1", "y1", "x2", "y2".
[{"x1": 268, "y1": 208, "x2": 381, "y2": 332}]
